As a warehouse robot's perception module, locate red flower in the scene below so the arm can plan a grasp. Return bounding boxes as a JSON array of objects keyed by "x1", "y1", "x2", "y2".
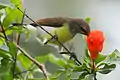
[{"x1": 86, "y1": 30, "x2": 105, "y2": 60}]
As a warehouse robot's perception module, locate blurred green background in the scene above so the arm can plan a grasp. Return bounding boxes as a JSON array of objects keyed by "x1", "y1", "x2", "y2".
[{"x1": 1, "y1": 0, "x2": 120, "y2": 80}]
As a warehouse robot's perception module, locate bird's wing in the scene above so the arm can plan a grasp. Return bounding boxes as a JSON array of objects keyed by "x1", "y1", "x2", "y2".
[{"x1": 30, "y1": 17, "x2": 65, "y2": 28}]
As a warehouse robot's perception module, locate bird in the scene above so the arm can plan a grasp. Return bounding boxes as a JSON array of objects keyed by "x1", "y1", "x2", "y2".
[{"x1": 29, "y1": 17, "x2": 90, "y2": 45}]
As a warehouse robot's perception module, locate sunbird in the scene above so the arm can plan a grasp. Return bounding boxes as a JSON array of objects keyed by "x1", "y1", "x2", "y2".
[{"x1": 30, "y1": 17, "x2": 90, "y2": 45}]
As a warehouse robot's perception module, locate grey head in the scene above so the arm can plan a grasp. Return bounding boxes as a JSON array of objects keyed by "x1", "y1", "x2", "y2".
[{"x1": 67, "y1": 18, "x2": 90, "y2": 36}]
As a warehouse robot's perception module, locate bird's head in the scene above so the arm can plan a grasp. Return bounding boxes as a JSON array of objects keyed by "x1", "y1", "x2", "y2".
[{"x1": 68, "y1": 19, "x2": 90, "y2": 36}]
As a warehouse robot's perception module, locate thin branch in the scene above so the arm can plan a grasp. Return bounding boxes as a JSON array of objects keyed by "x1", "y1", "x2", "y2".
[
  {"x1": 91, "y1": 60, "x2": 97, "y2": 80},
  {"x1": 14, "y1": 42, "x2": 48, "y2": 79},
  {"x1": 17, "y1": 7, "x2": 82, "y2": 65},
  {"x1": 0, "y1": 22, "x2": 8, "y2": 41},
  {"x1": 14, "y1": 69, "x2": 34, "y2": 75},
  {"x1": 0, "y1": 11, "x2": 48, "y2": 80},
  {"x1": 12, "y1": 10, "x2": 26, "y2": 79},
  {"x1": 16, "y1": 9, "x2": 25, "y2": 45}
]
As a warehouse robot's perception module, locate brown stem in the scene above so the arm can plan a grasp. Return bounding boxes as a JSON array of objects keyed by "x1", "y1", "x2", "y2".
[
  {"x1": 0, "y1": 22, "x2": 8, "y2": 41},
  {"x1": 14, "y1": 42, "x2": 48, "y2": 79}
]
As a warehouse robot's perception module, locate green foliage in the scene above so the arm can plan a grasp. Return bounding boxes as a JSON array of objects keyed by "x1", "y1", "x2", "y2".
[
  {"x1": 18, "y1": 53, "x2": 33, "y2": 69},
  {"x1": 0, "y1": 58, "x2": 13, "y2": 80},
  {"x1": 0, "y1": 0, "x2": 120, "y2": 80},
  {"x1": 85, "y1": 17, "x2": 91, "y2": 24}
]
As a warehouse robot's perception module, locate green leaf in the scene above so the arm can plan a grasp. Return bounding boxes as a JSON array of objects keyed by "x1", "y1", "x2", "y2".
[
  {"x1": 35, "y1": 55, "x2": 48, "y2": 64},
  {"x1": 48, "y1": 54, "x2": 67, "y2": 67},
  {"x1": 7, "y1": 41, "x2": 18, "y2": 57},
  {"x1": 84, "y1": 48, "x2": 90, "y2": 59},
  {"x1": 0, "y1": 38, "x2": 5, "y2": 46},
  {"x1": 51, "y1": 69, "x2": 65, "y2": 79},
  {"x1": 24, "y1": 28, "x2": 31, "y2": 39},
  {"x1": 78, "y1": 72, "x2": 89, "y2": 79},
  {"x1": 85, "y1": 17, "x2": 91, "y2": 24},
  {"x1": 5, "y1": 29, "x2": 13, "y2": 36},
  {"x1": 81, "y1": 74, "x2": 94, "y2": 80},
  {"x1": 0, "y1": 4, "x2": 6, "y2": 9},
  {"x1": 1, "y1": 73, "x2": 13, "y2": 80},
  {"x1": 95, "y1": 53, "x2": 106, "y2": 65},
  {"x1": 3, "y1": 0, "x2": 23, "y2": 28},
  {"x1": 0, "y1": 3, "x2": 12, "y2": 10},
  {"x1": 18, "y1": 53, "x2": 33, "y2": 69},
  {"x1": 3, "y1": 7, "x2": 17, "y2": 28},
  {"x1": 66, "y1": 69, "x2": 72, "y2": 80},
  {"x1": 13, "y1": 65, "x2": 23, "y2": 79},
  {"x1": 106, "y1": 49, "x2": 120, "y2": 63},
  {"x1": 84, "y1": 48, "x2": 91, "y2": 64},
  {"x1": 0, "y1": 58, "x2": 12, "y2": 77},
  {"x1": 10, "y1": 0, "x2": 23, "y2": 9},
  {"x1": 73, "y1": 63, "x2": 90, "y2": 73},
  {"x1": 98, "y1": 63, "x2": 116, "y2": 74},
  {"x1": 0, "y1": 48, "x2": 11, "y2": 58}
]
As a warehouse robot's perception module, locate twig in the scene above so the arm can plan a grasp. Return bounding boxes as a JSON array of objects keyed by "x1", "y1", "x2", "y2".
[
  {"x1": 0, "y1": 10, "x2": 48, "y2": 80},
  {"x1": 0, "y1": 22, "x2": 8, "y2": 41},
  {"x1": 14, "y1": 42, "x2": 48, "y2": 79},
  {"x1": 91, "y1": 60, "x2": 97, "y2": 80},
  {"x1": 12, "y1": 10, "x2": 26, "y2": 79},
  {"x1": 17, "y1": 7, "x2": 82, "y2": 65},
  {"x1": 93, "y1": 72, "x2": 97, "y2": 80},
  {"x1": 14, "y1": 69, "x2": 34, "y2": 75}
]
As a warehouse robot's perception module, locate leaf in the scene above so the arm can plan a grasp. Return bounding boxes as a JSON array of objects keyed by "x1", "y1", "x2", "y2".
[
  {"x1": 98, "y1": 63, "x2": 116, "y2": 74},
  {"x1": 17, "y1": 53, "x2": 33, "y2": 69},
  {"x1": 7, "y1": 41, "x2": 18, "y2": 57},
  {"x1": 0, "y1": 48, "x2": 11, "y2": 58},
  {"x1": 81, "y1": 74, "x2": 94, "y2": 80},
  {"x1": 13, "y1": 65, "x2": 23, "y2": 79},
  {"x1": 73, "y1": 63, "x2": 90, "y2": 73},
  {"x1": 3, "y1": 0, "x2": 23, "y2": 28},
  {"x1": 84, "y1": 48, "x2": 90, "y2": 59},
  {"x1": 84, "y1": 48, "x2": 91, "y2": 64},
  {"x1": 10, "y1": 0, "x2": 23, "y2": 9},
  {"x1": 48, "y1": 54, "x2": 67, "y2": 67},
  {"x1": 3, "y1": 7, "x2": 17, "y2": 28},
  {"x1": 0, "y1": 38, "x2": 5, "y2": 46},
  {"x1": 105, "y1": 49, "x2": 120, "y2": 63},
  {"x1": 0, "y1": 58, "x2": 12, "y2": 77},
  {"x1": 95, "y1": 52, "x2": 106, "y2": 65},
  {"x1": 66, "y1": 69, "x2": 73, "y2": 80},
  {"x1": 51, "y1": 69, "x2": 65, "y2": 79},
  {"x1": 1, "y1": 73, "x2": 13, "y2": 80},
  {"x1": 24, "y1": 28, "x2": 31, "y2": 39},
  {"x1": 85, "y1": 17, "x2": 91, "y2": 24},
  {"x1": 67, "y1": 60, "x2": 77, "y2": 68},
  {"x1": 78, "y1": 72, "x2": 89, "y2": 79},
  {"x1": 0, "y1": 4, "x2": 6, "y2": 9},
  {"x1": 35, "y1": 55, "x2": 48, "y2": 64}
]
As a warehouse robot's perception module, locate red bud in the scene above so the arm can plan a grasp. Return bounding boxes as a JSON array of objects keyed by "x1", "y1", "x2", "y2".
[{"x1": 86, "y1": 30, "x2": 105, "y2": 60}]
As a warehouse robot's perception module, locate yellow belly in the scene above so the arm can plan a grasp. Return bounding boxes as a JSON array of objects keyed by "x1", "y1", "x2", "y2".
[{"x1": 44, "y1": 24, "x2": 73, "y2": 45}]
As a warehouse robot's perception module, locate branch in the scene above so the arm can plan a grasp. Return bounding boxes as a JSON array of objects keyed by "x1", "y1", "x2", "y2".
[
  {"x1": 0, "y1": 21, "x2": 48, "y2": 79},
  {"x1": 12, "y1": 10, "x2": 26, "y2": 79},
  {"x1": 0, "y1": 22, "x2": 8, "y2": 41},
  {"x1": 14, "y1": 42, "x2": 49, "y2": 79}
]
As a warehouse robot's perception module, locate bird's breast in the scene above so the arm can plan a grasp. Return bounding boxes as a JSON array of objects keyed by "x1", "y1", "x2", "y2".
[{"x1": 44, "y1": 24, "x2": 73, "y2": 45}]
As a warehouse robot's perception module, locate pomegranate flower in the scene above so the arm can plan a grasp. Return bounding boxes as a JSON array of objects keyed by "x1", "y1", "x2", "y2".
[{"x1": 86, "y1": 30, "x2": 105, "y2": 60}]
